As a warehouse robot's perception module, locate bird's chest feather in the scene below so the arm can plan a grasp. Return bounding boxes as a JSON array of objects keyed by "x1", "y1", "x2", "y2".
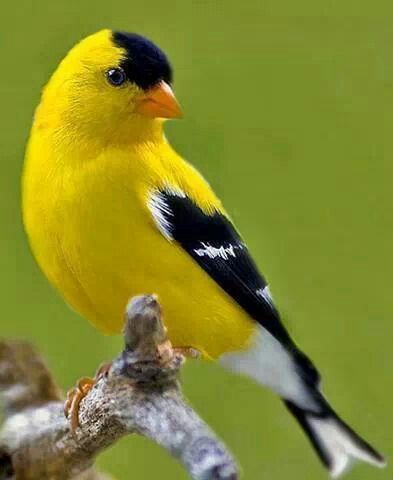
[{"x1": 24, "y1": 149, "x2": 255, "y2": 357}]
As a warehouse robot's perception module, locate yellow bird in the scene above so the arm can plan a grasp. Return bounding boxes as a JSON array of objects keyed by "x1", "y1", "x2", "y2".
[{"x1": 23, "y1": 29, "x2": 385, "y2": 476}]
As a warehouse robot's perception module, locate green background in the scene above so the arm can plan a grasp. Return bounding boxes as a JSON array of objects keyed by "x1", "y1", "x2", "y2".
[{"x1": 0, "y1": 1, "x2": 391, "y2": 479}]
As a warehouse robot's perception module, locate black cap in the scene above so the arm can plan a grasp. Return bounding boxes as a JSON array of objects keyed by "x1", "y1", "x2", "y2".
[{"x1": 112, "y1": 31, "x2": 173, "y2": 91}]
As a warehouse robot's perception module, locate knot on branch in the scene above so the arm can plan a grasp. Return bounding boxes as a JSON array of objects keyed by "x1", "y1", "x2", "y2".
[
  {"x1": 0, "y1": 294, "x2": 238, "y2": 480},
  {"x1": 115, "y1": 295, "x2": 184, "y2": 386}
]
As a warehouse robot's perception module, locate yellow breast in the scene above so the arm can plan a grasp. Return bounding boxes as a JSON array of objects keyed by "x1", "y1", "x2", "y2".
[{"x1": 23, "y1": 130, "x2": 256, "y2": 359}]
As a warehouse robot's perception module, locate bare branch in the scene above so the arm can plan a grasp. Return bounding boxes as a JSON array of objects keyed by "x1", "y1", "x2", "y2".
[{"x1": 0, "y1": 295, "x2": 238, "y2": 480}]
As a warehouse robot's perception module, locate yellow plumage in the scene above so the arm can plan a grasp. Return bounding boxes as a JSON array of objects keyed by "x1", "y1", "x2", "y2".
[
  {"x1": 22, "y1": 29, "x2": 386, "y2": 474},
  {"x1": 23, "y1": 29, "x2": 255, "y2": 359}
]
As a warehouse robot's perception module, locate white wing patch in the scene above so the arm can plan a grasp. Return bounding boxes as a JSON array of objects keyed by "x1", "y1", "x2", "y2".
[
  {"x1": 256, "y1": 285, "x2": 274, "y2": 307},
  {"x1": 194, "y1": 242, "x2": 243, "y2": 260},
  {"x1": 148, "y1": 187, "x2": 186, "y2": 240}
]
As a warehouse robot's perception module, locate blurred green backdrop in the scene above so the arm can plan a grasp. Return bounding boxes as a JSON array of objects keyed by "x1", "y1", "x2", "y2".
[{"x1": 0, "y1": 1, "x2": 391, "y2": 479}]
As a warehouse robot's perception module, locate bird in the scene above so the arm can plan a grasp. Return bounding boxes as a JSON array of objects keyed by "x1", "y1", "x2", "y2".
[{"x1": 22, "y1": 29, "x2": 385, "y2": 477}]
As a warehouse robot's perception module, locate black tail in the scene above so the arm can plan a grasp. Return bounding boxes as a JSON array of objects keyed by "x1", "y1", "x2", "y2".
[
  {"x1": 220, "y1": 325, "x2": 386, "y2": 477},
  {"x1": 284, "y1": 396, "x2": 386, "y2": 477}
]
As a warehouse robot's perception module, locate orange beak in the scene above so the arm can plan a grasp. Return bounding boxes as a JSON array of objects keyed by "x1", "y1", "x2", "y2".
[{"x1": 135, "y1": 81, "x2": 183, "y2": 119}]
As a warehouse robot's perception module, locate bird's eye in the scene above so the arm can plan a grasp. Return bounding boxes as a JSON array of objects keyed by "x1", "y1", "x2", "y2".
[{"x1": 105, "y1": 67, "x2": 127, "y2": 87}]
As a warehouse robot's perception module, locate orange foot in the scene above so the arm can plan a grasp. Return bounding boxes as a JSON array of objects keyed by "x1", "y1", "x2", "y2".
[
  {"x1": 156, "y1": 342, "x2": 201, "y2": 365},
  {"x1": 173, "y1": 346, "x2": 201, "y2": 359},
  {"x1": 64, "y1": 362, "x2": 111, "y2": 431}
]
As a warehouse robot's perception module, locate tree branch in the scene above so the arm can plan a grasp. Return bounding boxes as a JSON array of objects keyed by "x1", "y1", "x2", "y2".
[{"x1": 0, "y1": 295, "x2": 238, "y2": 480}]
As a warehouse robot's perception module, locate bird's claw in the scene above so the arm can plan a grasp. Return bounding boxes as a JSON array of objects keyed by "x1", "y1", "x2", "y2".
[
  {"x1": 64, "y1": 362, "x2": 112, "y2": 431},
  {"x1": 173, "y1": 346, "x2": 201, "y2": 359}
]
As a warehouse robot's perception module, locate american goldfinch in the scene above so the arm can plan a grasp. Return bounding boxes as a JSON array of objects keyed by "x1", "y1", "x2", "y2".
[{"x1": 22, "y1": 29, "x2": 385, "y2": 477}]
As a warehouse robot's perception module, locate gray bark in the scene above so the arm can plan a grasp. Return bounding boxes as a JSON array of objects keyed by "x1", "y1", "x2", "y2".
[{"x1": 0, "y1": 295, "x2": 238, "y2": 480}]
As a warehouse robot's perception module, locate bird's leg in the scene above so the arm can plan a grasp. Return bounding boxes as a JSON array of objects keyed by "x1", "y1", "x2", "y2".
[
  {"x1": 64, "y1": 378, "x2": 95, "y2": 432},
  {"x1": 173, "y1": 346, "x2": 201, "y2": 359},
  {"x1": 156, "y1": 338, "x2": 201, "y2": 363},
  {"x1": 64, "y1": 362, "x2": 112, "y2": 431}
]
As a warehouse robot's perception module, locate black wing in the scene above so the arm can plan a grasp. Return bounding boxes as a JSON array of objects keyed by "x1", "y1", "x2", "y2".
[{"x1": 149, "y1": 188, "x2": 294, "y2": 347}]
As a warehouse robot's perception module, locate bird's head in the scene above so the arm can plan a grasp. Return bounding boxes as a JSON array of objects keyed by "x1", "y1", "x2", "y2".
[{"x1": 37, "y1": 29, "x2": 182, "y2": 144}]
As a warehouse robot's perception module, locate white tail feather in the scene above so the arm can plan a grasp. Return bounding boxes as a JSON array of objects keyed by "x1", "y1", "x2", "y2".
[
  {"x1": 307, "y1": 415, "x2": 386, "y2": 478},
  {"x1": 220, "y1": 325, "x2": 386, "y2": 476}
]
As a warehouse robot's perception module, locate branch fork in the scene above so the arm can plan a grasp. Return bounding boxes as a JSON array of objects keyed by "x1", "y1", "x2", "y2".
[{"x1": 0, "y1": 295, "x2": 238, "y2": 480}]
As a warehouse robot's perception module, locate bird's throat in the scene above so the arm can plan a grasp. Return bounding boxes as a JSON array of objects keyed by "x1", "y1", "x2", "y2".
[{"x1": 34, "y1": 101, "x2": 167, "y2": 159}]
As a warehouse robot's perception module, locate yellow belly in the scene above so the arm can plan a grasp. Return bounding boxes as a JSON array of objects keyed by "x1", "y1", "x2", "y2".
[
  {"x1": 83, "y1": 234, "x2": 255, "y2": 359},
  {"x1": 23, "y1": 148, "x2": 256, "y2": 359}
]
